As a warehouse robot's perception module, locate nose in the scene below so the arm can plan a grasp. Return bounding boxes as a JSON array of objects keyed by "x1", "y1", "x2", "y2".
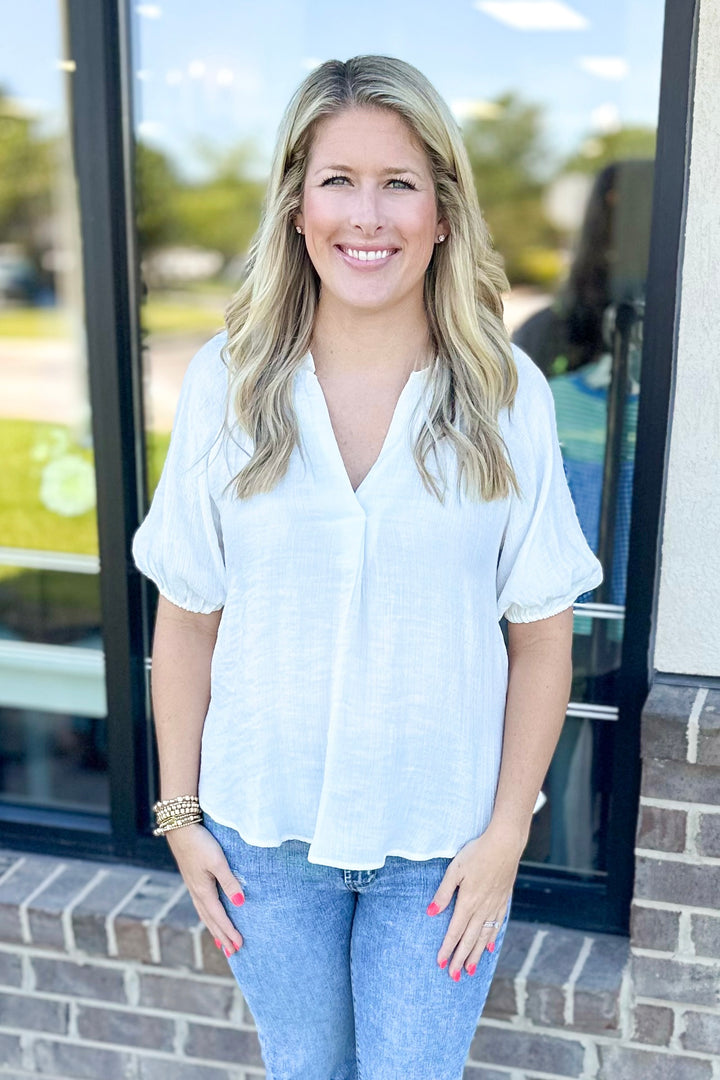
[{"x1": 348, "y1": 181, "x2": 385, "y2": 234}]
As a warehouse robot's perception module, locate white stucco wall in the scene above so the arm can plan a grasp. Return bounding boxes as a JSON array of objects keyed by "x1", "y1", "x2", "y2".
[{"x1": 654, "y1": 0, "x2": 720, "y2": 675}]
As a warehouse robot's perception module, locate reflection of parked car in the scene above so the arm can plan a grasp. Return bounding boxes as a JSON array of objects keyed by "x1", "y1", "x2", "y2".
[
  {"x1": 142, "y1": 245, "x2": 224, "y2": 287},
  {"x1": 0, "y1": 244, "x2": 41, "y2": 303}
]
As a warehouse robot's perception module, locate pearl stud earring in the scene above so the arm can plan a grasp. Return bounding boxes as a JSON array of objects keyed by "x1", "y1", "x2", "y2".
[
  {"x1": 437, "y1": 234, "x2": 446, "y2": 242},
  {"x1": 296, "y1": 226, "x2": 303, "y2": 234}
]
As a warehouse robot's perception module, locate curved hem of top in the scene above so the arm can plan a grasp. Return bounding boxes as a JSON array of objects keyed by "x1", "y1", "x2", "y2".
[
  {"x1": 306, "y1": 846, "x2": 462, "y2": 871},
  {"x1": 200, "y1": 804, "x2": 463, "y2": 870}
]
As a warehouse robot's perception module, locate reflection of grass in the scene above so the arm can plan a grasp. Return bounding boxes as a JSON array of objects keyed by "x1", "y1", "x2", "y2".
[
  {"x1": 0, "y1": 418, "x2": 170, "y2": 576},
  {"x1": 0, "y1": 297, "x2": 225, "y2": 338},
  {"x1": 145, "y1": 300, "x2": 224, "y2": 335},
  {"x1": 0, "y1": 307, "x2": 70, "y2": 338}
]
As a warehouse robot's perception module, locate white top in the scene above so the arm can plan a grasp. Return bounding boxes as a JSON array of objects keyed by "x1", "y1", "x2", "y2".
[{"x1": 132, "y1": 330, "x2": 603, "y2": 870}]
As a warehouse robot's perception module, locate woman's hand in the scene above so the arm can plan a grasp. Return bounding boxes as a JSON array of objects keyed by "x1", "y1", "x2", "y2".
[
  {"x1": 165, "y1": 823, "x2": 246, "y2": 957},
  {"x1": 426, "y1": 821, "x2": 525, "y2": 980}
]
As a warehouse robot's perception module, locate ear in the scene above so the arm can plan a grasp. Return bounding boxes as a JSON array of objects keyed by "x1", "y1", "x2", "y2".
[
  {"x1": 436, "y1": 215, "x2": 450, "y2": 242},
  {"x1": 294, "y1": 212, "x2": 305, "y2": 234}
]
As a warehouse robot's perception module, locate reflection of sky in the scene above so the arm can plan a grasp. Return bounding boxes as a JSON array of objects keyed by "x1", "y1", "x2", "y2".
[{"x1": 4, "y1": 0, "x2": 664, "y2": 180}]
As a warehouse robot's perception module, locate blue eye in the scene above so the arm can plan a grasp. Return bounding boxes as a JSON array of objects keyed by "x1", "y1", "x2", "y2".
[{"x1": 320, "y1": 175, "x2": 417, "y2": 190}]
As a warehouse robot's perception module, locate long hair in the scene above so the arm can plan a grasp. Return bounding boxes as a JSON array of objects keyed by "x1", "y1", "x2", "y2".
[{"x1": 222, "y1": 54, "x2": 519, "y2": 502}]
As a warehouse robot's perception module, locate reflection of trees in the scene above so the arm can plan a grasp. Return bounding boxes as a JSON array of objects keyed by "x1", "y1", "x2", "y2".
[
  {"x1": 134, "y1": 142, "x2": 180, "y2": 251},
  {"x1": 463, "y1": 92, "x2": 559, "y2": 285},
  {"x1": 0, "y1": 81, "x2": 658, "y2": 293},
  {"x1": 463, "y1": 92, "x2": 656, "y2": 288},
  {"x1": 0, "y1": 88, "x2": 54, "y2": 278},
  {"x1": 564, "y1": 127, "x2": 656, "y2": 174},
  {"x1": 135, "y1": 139, "x2": 265, "y2": 268}
]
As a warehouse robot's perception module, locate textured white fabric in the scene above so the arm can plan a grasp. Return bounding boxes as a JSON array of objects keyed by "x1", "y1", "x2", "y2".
[{"x1": 132, "y1": 330, "x2": 603, "y2": 869}]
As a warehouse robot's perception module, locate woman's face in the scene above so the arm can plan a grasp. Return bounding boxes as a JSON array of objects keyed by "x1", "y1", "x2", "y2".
[{"x1": 295, "y1": 106, "x2": 448, "y2": 318}]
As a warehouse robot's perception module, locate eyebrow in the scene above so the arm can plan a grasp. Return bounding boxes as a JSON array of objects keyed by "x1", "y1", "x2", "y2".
[{"x1": 312, "y1": 164, "x2": 423, "y2": 178}]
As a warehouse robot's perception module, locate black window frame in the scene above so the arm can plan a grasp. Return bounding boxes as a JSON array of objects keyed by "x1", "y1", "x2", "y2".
[{"x1": 0, "y1": 0, "x2": 697, "y2": 934}]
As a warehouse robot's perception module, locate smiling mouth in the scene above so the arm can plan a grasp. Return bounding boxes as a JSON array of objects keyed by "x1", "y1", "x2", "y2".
[{"x1": 336, "y1": 245, "x2": 399, "y2": 265}]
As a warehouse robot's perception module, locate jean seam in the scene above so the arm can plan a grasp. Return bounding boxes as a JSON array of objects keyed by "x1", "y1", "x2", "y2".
[{"x1": 349, "y1": 918, "x2": 364, "y2": 1080}]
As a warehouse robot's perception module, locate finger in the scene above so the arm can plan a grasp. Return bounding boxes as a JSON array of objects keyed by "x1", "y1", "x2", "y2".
[
  {"x1": 192, "y1": 887, "x2": 244, "y2": 955},
  {"x1": 204, "y1": 924, "x2": 240, "y2": 958},
  {"x1": 464, "y1": 931, "x2": 490, "y2": 975},
  {"x1": 212, "y1": 859, "x2": 246, "y2": 908},
  {"x1": 197, "y1": 899, "x2": 244, "y2": 956},
  {"x1": 447, "y1": 913, "x2": 488, "y2": 980},
  {"x1": 465, "y1": 907, "x2": 508, "y2": 973},
  {"x1": 436, "y1": 895, "x2": 474, "y2": 973},
  {"x1": 426, "y1": 868, "x2": 460, "y2": 918}
]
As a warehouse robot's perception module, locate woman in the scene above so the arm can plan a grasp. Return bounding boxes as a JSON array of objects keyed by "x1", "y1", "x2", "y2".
[{"x1": 133, "y1": 55, "x2": 603, "y2": 1080}]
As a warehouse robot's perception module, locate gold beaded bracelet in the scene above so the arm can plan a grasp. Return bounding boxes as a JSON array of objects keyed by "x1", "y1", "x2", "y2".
[{"x1": 152, "y1": 795, "x2": 203, "y2": 836}]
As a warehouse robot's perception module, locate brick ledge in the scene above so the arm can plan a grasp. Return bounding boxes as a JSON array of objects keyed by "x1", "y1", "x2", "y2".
[{"x1": 0, "y1": 846, "x2": 628, "y2": 1039}]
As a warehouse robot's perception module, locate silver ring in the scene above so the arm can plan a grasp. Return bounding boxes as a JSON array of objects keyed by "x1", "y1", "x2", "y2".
[{"x1": 482, "y1": 920, "x2": 501, "y2": 929}]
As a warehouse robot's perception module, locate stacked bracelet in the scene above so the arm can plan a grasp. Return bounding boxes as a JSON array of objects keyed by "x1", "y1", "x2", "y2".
[{"x1": 152, "y1": 795, "x2": 203, "y2": 836}]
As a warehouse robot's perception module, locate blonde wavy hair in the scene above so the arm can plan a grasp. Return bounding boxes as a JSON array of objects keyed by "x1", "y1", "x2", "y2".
[{"x1": 222, "y1": 54, "x2": 519, "y2": 502}]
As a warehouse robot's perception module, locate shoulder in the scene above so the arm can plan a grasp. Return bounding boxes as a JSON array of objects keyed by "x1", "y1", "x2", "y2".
[
  {"x1": 502, "y1": 343, "x2": 556, "y2": 436},
  {"x1": 181, "y1": 329, "x2": 229, "y2": 403},
  {"x1": 170, "y1": 330, "x2": 232, "y2": 459},
  {"x1": 174, "y1": 329, "x2": 233, "y2": 433}
]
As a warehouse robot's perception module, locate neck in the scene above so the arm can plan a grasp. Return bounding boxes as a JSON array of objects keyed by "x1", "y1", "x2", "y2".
[{"x1": 310, "y1": 293, "x2": 433, "y2": 381}]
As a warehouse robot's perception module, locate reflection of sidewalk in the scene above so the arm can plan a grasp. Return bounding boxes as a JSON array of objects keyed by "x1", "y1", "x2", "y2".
[
  {"x1": 0, "y1": 332, "x2": 210, "y2": 430},
  {"x1": 0, "y1": 337, "x2": 81, "y2": 426}
]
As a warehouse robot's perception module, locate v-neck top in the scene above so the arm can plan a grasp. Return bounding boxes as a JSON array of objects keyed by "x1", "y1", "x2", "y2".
[{"x1": 132, "y1": 330, "x2": 603, "y2": 869}]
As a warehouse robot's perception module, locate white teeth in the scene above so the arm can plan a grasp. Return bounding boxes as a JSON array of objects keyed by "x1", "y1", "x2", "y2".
[{"x1": 343, "y1": 247, "x2": 393, "y2": 262}]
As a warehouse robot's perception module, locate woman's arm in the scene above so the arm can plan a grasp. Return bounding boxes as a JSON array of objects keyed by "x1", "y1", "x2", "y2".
[
  {"x1": 427, "y1": 605, "x2": 575, "y2": 978},
  {"x1": 487, "y1": 604, "x2": 574, "y2": 854},
  {"x1": 151, "y1": 595, "x2": 222, "y2": 799},
  {"x1": 150, "y1": 596, "x2": 246, "y2": 957}
]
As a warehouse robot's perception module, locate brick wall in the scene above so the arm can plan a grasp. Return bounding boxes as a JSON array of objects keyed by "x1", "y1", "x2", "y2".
[
  {"x1": 626, "y1": 681, "x2": 720, "y2": 1071},
  {"x1": 0, "y1": 680, "x2": 718, "y2": 1079}
]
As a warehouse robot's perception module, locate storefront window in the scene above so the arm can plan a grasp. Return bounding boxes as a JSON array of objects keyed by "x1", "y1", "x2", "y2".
[
  {"x1": 130, "y1": 1, "x2": 664, "y2": 878},
  {"x1": 0, "y1": 5, "x2": 108, "y2": 814}
]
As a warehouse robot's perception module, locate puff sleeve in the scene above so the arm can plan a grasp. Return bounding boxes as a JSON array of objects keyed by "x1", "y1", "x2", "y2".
[
  {"x1": 496, "y1": 348, "x2": 604, "y2": 623},
  {"x1": 132, "y1": 333, "x2": 229, "y2": 613}
]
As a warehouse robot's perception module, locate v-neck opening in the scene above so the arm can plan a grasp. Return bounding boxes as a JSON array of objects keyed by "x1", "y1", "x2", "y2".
[{"x1": 302, "y1": 351, "x2": 427, "y2": 501}]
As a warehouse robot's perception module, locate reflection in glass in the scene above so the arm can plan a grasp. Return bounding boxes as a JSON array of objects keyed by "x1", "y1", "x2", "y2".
[
  {"x1": 1, "y1": 3, "x2": 107, "y2": 813},
  {"x1": 0, "y1": 707, "x2": 108, "y2": 813},
  {"x1": 130, "y1": 1, "x2": 664, "y2": 874}
]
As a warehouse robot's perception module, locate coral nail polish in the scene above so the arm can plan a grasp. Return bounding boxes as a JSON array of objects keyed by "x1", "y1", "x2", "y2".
[
  {"x1": 486, "y1": 941, "x2": 495, "y2": 953},
  {"x1": 467, "y1": 963, "x2": 477, "y2": 976},
  {"x1": 231, "y1": 892, "x2": 245, "y2": 906},
  {"x1": 426, "y1": 902, "x2": 439, "y2": 916},
  {"x1": 438, "y1": 957, "x2": 448, "y2": 969},
  {"x1": 451, "y1": 969, "x2": 461, "y2": 982},
  {"x1": 214, "y1": 938, "x2": 222, "y2": 949}
]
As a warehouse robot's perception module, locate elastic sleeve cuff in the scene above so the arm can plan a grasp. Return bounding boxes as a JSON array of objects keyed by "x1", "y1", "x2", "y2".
[
  {"x1": 503, "y1": 596, "x2": 578, "y2": 624},
  {"x1": 502, "y1": 566, "x2": 603, "y2": 623},
  {"x1": 133, "y1": 559, "x2": 225, "y2": 615}
]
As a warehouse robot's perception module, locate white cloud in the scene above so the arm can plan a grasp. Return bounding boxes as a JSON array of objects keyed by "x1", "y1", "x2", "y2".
[
  {"x1": 590, "y1": 103, "x2": 622, "y2": 133},
  {"x1": 578, "y1": 56, "x2": 629, "y2": 80},
  {"x1": 450, "y1": 99, "x2": 502, "y2": 121},
  {"x1": 474, "y1": 1, "x2": 588, "y2": 31}
]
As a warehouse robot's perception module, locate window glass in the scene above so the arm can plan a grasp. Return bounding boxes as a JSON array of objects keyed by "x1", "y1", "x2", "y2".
[
  {"x1": 131, "y1": 0, "x2": 664, "y2": 873},
  {"x1": 0, "y1": 3, "x2": 108, "y2": 813}
]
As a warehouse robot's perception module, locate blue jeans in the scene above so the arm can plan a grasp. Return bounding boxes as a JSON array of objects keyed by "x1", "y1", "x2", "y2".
[{"x1": 203, "y1": 811, "x2": 512, "y2": 1080}]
